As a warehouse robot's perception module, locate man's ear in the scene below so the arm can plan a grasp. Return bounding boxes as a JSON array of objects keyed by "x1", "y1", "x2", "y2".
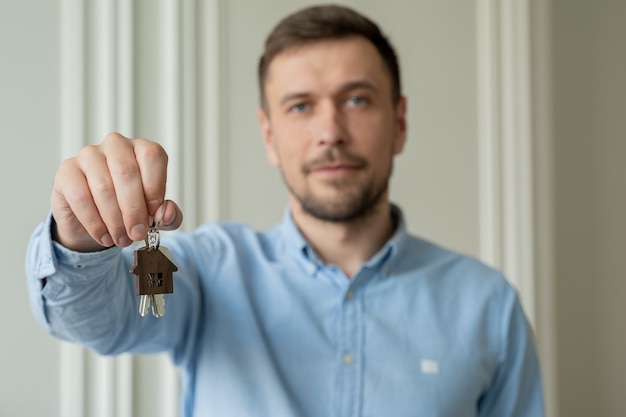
[
  {"x1": 257, "y1": 108, "x2": 280, "y2": 166},
  {"x1": 393, "y1": 96, "x2": 408, "y2": 155}
]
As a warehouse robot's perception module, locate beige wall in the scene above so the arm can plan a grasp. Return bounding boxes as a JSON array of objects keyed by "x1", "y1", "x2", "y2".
[{"x1": 552, "y1": 1, "x2": 626, "y2": 416}]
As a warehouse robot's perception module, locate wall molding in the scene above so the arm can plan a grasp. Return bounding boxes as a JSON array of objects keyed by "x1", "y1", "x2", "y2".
[
  {"x1": 477, "y1": 0, "x2": 534, "y2": 321},
  {"x1": 477, "y1": 0, "x2": 557, "y2": 415}
]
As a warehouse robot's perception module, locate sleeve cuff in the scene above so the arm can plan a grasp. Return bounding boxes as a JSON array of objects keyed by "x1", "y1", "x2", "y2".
[
  {"x1": 25, "y1": 212, "x2": 124, "y2": 329},
  {"x1": 27, "y1": 212, "x2": 124, "y2": 279}
]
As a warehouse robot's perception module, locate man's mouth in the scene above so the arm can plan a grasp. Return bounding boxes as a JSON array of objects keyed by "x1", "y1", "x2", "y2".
[{"x1": 303, "y1": 150, "x2": 367, "y2": 175}]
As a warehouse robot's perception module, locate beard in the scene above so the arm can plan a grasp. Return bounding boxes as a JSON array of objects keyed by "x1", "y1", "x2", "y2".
[{"x1": 282, "y1": 148, "x2": 391, "y2": 222}]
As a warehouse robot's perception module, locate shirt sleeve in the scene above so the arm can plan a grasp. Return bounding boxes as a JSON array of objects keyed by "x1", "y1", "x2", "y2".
[
  {"x1": 477, "y1": 282, "x2": 545, "y2": 416},
  {"x1": 25, "y1": 213, "x2": 204, "y2": 364}
]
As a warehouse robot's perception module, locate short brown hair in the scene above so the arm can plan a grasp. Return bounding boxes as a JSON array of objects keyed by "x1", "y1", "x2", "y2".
[{"x1": 258, "y1": 5, "x2": 401, "y2": 109}]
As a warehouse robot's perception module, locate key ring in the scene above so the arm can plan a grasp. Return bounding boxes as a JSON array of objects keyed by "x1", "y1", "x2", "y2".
[
  {"x1": 145, "y1": 201, "x2": 167, "y2": 250},
  {"x1": 154, "y1": 200, "x2": 167, "y2": 229}
]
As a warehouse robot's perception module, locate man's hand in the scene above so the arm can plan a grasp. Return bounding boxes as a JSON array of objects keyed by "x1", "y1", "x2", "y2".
[{"x1": 51, "y1": 132, "x2": 183, "y2": 252}]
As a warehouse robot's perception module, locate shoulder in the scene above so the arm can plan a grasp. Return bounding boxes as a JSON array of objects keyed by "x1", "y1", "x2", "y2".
[
  {"x1": 392, "y1": 234, "x2": 518, "y2": 310},
  {"x1": 398, "y1": 235, "x2": 505, "y2": 282}
]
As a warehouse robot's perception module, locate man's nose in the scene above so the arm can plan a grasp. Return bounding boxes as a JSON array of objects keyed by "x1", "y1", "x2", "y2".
[{"x1": 314, "y1": 102, "x2": 346, "y2": 146}]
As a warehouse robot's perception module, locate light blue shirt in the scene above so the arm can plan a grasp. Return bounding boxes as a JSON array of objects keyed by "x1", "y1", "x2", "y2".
[{"x1": 26, "y1": 206, "x2": 544, "y2": 417}]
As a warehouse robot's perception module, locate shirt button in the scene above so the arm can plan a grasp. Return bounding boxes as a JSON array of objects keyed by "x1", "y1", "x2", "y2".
[
  {"x1": 345, "y1": 290, "x2": 354, "y2": 300},
  {"x1": 307, "y1": 264, "x2": 315, "y2": 274},
  {"x1": 343, "y1": 353, "x2": 354, "y2": 365},
  {"x1": 74, "y1": 264, "x2": 85, "y2": 269}
]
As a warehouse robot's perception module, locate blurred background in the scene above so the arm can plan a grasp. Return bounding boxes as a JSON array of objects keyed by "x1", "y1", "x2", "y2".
[{"x1": 1, "y1": 1, "x2": 624, "y2": 416}]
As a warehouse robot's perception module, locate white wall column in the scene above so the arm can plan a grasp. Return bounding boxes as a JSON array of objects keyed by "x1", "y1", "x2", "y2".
[
  {"x1": 477, "y1": 0, "x2": 535, "y2": 322},
  {"x1": 477, "y1": 0, "x2": 557, "y2": 415},
  {"x1": 58, "y1": 1, "x2": 222, "y2": 415}
]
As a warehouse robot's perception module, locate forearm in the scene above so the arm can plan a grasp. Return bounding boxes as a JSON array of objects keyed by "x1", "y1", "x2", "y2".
[{"x1": 26, "y1": 214, "x2": 137, "y2": 353}]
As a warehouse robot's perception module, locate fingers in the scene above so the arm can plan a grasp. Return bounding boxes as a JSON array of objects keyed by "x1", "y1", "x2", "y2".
[
  {"x1": 51, "y1": 132, "x2": 180, "y2": 252},
  {"x1": 52, "y1": 158, "x2": 112, "y2": 251},
  {"x1": 77, "y1": 144, "x2": 128, "y2": 246},
  {"x1": 131, "y1": 138, "x2": 168, "y2": 217},
  {"x1": 100, "y1": 135, "x2": 152, "y2": 243}
]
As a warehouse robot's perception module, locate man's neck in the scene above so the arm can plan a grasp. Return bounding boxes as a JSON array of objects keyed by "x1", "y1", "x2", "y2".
[{"x1": 290, "y1": 199, "x2": 395, "y2": 278}]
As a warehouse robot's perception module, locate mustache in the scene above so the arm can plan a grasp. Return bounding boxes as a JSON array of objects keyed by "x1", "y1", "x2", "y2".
[{"x1": 302, "y1": 149, "x2": 368, "y2": 174}]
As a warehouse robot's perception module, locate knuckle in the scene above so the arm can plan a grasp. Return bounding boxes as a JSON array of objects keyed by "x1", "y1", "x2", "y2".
[
  {"x1": 111, "y1": 159, "x2": 139, "y2": 180},
  {"x1": 81, "y1": 216, "x2": 106, "y2": 233},
  {"x1": 63, "y1": 186, "x2": 92, "y2": 207},
  {"x1": 91, "y1": 176, "x2": 115, "y2": 195},
  {"x1": 123, "y1": 205, "x2": 146, "y2": 220},
  {"x1": 136, "y1": 140, "x2": 168, "y2": 165},
  {"x1": 77, "y1": 144, "x2": 100, "y2": 160},
  {"x1": 101, "y1": 132, "x2": 132, "y2": 154},
  {"x1": 55, "y1": 158, "x2": 76, "y2": 181},
  {"x1": 103, "y1": 131, "x2": 126, "y2": 145}
]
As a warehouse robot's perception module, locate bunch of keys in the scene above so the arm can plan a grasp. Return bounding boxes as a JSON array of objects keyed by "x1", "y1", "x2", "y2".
[{"x1": 130, "y1": 202, "x2": 178, "y2": 318}]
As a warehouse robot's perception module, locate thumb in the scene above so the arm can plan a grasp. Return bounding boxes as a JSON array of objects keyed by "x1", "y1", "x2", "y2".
[{"x1": 152, "y1": 199, "x2": 183, "y2": 231}]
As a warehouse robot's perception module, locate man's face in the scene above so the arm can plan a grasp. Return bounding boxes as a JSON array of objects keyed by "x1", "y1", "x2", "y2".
[{"x1": 258, "y1": 36, "x2": 407, "y2": 222}]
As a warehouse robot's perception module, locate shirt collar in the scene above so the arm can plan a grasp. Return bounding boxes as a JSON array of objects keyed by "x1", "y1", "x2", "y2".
[
  {"x1": 363, "y1": 204, "x2": 408, "y2": 274},
  {"x1": 277, "y1": 205, "x2": 311, "y2": 257},
  {"x1": 277, "y1": 203, "x2": 409, "y2": 277}
]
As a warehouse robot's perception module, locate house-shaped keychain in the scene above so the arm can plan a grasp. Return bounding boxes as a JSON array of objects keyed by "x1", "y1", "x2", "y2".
[{"x1": 130, "y1": 247, "x2": 178, "y2": 295}]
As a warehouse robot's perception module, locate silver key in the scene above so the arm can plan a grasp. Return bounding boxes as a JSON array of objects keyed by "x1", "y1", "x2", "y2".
[
  {"x1": 152, "y1": 294, "x2": 165, "y2": 317},
  {"x1": 139, "y1": 294, "x2": 151, "y2": 317}
]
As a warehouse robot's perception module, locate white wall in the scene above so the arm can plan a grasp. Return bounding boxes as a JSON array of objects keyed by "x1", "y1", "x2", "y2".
[
  {"x1": 1, "y1": 1, "x2": 558, "y2": 416},
  {"x1": 0, "y1": 1, "x2": 61, "y2": 416}
]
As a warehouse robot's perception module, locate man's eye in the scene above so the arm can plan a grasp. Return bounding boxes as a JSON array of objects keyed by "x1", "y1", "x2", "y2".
[
  {"x1": 290, "y1": 103, "x2": 310, "y2": 113},
  {"x1": 346, "y1": 96, "x2": 367, "y2": 107}
]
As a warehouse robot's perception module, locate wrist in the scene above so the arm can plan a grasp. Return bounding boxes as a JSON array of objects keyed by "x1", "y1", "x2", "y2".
[{"x1": 51, "y1": 215, "x2": 108, "y2": 253}]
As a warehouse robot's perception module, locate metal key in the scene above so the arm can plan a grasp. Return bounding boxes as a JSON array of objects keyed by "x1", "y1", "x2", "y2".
[
  {"x1": 138, "y1": 293, "x2": 149, "y2": 316},
  {"x1": 130, "y1": 203, "x2": 177, "y2": 318},
  {"x1": 152, "y1": 294, "x2": 165, "y2": 317}
]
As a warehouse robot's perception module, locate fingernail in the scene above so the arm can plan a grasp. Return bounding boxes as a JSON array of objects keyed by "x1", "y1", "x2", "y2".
[
  {"x1": 118, "y1": 234, "x2": 132, "y2": 246},
  {"x1": 130, "y1": 224, "x2": 147, "y2": 240},
  {"x1": 100, "y1": 233, "x2": 113, "y2": 247},
  {"x1": 147, "y1": 200, "x2": 161, "y2": 215},
  {"x1": 163, "y1": 210, "x2": 177, "y2": 226}
]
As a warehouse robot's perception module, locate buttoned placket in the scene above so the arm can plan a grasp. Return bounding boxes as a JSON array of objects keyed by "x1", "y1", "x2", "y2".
[
  {"x1": 338, "y1": 286, "x2": 362, "y2": 417},
  {"x1": 328, "y1": 267, "x2": 371, "y2": 417},
  {"x1": 298, "y1": 239, "x2": 395, "y2": 417}
]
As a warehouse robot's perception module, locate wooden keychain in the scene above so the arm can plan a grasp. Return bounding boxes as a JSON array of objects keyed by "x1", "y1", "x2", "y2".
[{"x1": 130, "y1": 202, "x2": 178, "y2": 318}]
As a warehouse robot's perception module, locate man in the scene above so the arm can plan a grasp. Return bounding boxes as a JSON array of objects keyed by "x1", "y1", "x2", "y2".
[{"x1": 26, "y1": 5, "x2": 544, "y2": 416}]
